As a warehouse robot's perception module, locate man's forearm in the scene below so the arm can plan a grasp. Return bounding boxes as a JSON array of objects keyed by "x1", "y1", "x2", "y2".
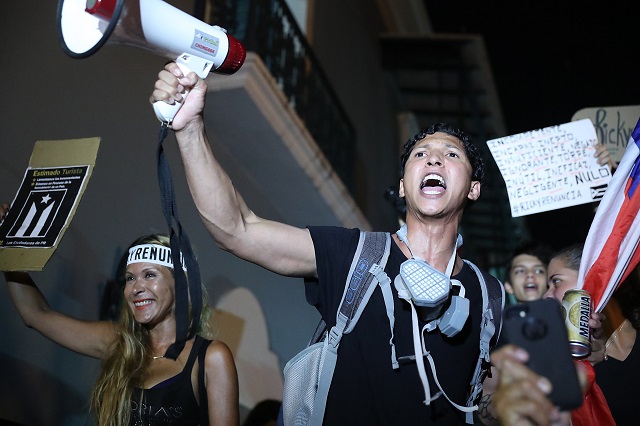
[{"x1": 174, "y1": 118, "x2": 251, "y2": 251}]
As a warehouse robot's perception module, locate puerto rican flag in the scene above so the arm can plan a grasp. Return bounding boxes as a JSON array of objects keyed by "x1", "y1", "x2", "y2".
[{"x1": 578, "y1": 117, "x2": 640, "y2": 311}]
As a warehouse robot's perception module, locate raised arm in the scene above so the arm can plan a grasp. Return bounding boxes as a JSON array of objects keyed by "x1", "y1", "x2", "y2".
[
  {"x1": 150, "y1": 62, "x2": 316, "y2": 278},
  {"x1": 4, "y1": 271, "x2": 117, "y2": 359}
]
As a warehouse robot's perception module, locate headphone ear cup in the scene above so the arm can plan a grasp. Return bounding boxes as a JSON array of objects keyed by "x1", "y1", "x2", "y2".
[{"x1": 438, "y1": 295, "x2": 470, "y2": 337}]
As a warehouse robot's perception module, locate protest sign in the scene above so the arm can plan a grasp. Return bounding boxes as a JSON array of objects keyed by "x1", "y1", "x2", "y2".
[
  {"x1": 487, "y1": 119, "x2": 611, "y2": 217},
  {"x1": 0, "y1": 137, "x2": 100, "y2": 271},
  {"x1": 572, "y1": 105, "x2": 640, "y2": 164}
]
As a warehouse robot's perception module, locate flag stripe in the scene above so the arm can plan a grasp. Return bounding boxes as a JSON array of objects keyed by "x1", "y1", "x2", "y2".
[{"x1": 578, "y1": 117, "x2": 640, "y2": 312}]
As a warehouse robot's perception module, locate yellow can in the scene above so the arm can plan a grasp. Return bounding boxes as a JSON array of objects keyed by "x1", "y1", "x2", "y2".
[{"x1": 561, "y1": 289, "x2": 592, "y2": 358}]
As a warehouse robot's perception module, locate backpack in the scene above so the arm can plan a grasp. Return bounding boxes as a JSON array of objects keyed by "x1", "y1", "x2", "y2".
[{"x1": 280, "y1": 231, "x2": 504, "y2": 426}]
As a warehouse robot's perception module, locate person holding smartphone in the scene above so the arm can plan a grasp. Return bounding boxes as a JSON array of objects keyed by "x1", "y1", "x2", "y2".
[{"x1": 490, "y1": 344, "x2": 576, "y2": 426}]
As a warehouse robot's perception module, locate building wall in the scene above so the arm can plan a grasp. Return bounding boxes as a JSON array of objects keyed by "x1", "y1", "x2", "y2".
[
  {"x1": 0, "y1": 1, "x2": 306, "y2": 424},
  {"x1": 310, "y1": 0, "x2": 403, "y2": 232}
]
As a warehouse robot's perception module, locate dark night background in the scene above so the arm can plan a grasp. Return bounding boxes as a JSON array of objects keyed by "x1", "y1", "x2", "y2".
[{"x1": 425, "y1": 1, "x2": 639, "y2": 250}]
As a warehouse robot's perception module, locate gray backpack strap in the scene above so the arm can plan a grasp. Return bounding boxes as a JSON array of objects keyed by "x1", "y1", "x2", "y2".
[
  {"x1": 463, "y1": 260, "x2": 505, "y2": 424},
  {"x1": 340, "y1": 231, "x2": 392, "y2": 332},
  {"x1": 309, "y1": 231, "x2": 391, "y2": 426}
]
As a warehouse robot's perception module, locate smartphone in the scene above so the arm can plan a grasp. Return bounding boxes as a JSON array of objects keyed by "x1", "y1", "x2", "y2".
[{"x1": 502, "y1": 298, "x2": 583, "y2": 410}]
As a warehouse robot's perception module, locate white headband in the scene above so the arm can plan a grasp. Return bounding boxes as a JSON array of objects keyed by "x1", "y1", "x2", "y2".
[{"x1": 127, "y1": 244, "x2": 186, "y2": 271}]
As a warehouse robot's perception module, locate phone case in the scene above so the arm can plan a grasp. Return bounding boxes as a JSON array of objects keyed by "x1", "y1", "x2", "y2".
[{"x1": 503, "y1": 298, "x2": 583, "y2": 410}]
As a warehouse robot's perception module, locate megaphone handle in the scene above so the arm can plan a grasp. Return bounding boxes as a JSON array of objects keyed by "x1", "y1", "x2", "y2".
[
  {"x1": 153, "y1": 59, "x2": 193, "y2": 124},
  {"x1": 154, "y1": 90, "x2": 188, "y2": 124},
  {"x1": 153, "y1": 54, "x2": 214, "y2": 124}
]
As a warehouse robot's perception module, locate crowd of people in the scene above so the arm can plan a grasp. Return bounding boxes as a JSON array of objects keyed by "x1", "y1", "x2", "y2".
[{"x1": 0, "y1": 59, "x2": 636, "y2": 426}]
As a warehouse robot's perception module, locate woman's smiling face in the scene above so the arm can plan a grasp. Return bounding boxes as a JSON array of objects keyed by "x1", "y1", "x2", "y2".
[{"x1": 124, "y1": 262, "x2": 175, "y2": 326}]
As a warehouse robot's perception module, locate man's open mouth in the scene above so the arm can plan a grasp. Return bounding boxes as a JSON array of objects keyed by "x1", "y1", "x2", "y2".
[{"x1": 420, "y1": 174, "x2": 446, "y2": 190}]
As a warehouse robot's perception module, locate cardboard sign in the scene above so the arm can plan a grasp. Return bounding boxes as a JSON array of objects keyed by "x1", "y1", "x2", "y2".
[
  {"x1": 487, "y1": 119, "x2": 611, "y2": 217},
  {"x1": 0, "y1": 138, "x2": 100, "y2": 271},
  {"x1": 572, "y1": 105, "x2": 640, "y2": 164}
]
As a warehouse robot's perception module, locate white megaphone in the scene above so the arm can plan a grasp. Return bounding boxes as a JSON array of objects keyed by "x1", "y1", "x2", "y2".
[{"x1": 57, "y1": 0, "x2": 246, "y2": 123}]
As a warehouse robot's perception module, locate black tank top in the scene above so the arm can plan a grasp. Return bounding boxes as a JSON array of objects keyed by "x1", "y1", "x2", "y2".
[{"x1": 130, "y1": 336, "x2": 211, "y2": 426}]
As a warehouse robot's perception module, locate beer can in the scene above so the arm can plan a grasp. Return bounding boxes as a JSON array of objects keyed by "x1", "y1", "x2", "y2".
[{"x1": 561, "y1": 289, "x2": 592, "y2": 358}]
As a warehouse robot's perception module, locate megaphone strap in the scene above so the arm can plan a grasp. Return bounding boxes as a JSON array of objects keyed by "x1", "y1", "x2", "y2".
[{"x1": 156, "y1": 123, "x2": 203, "y2": 360}]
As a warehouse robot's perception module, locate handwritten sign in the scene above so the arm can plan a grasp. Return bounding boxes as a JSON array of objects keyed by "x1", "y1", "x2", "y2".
[
  {"x1": 487, "y1": 119, "x2": 611, "y2": 217},
  {"x1": 572, "y1": 105, "x2": 640, "y2": 164}
]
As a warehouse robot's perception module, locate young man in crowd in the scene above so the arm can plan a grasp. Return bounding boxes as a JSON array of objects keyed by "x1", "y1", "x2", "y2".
[{"x1": 505, "y1": 242, "x2": 554, "y2": 304}]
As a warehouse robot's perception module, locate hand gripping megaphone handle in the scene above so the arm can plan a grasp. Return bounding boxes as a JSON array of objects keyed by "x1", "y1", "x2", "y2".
[{"x1": 153, "y1": 54, "x2": 214, "y2": 124}]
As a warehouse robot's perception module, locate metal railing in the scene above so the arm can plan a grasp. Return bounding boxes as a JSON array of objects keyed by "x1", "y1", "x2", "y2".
[{"x1": 194, "y1": 0, "x2": 356, "y2": 193}]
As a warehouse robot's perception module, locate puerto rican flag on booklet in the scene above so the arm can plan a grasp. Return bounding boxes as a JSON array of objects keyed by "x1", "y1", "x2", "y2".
[{"x1": 578, "y1": 117, "x2": 640, "y2": 312}]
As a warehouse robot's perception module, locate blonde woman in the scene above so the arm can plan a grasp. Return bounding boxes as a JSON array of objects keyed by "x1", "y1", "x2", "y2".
[{"x1": 2, "y1": 208, "x2": 238, "y2": 426}]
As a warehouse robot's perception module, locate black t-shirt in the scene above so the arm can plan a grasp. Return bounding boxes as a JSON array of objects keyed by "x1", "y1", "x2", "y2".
[{"x1": 305, "y1": 226, "x2": 486, "y2": 425}]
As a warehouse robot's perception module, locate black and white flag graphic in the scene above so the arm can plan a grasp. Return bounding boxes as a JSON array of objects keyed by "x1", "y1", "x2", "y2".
[
  {"x1": 8, "y1": 190, "x2": 65, "y2": 238},
  {"x1": 590, "y1": 184, "x2": 609, "y2": 201},
  {"x1": 0, "y1": 166, "x2": 88, "y2": 248}
]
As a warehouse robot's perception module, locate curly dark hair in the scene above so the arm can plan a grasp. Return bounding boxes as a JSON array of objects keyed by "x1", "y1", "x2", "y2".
[{"x1": 399, "y1": 123, "x2": 485, "y2": 184}]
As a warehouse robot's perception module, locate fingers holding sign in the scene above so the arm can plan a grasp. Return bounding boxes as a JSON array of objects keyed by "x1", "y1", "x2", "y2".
[{"x1": 594, "y1": 143, "x2": 616, "y2": 171}]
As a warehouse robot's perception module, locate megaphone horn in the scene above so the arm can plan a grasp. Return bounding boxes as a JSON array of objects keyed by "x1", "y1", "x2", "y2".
[{"x1": 57, "y1": 0, "x2": 246, "y2": 123}]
